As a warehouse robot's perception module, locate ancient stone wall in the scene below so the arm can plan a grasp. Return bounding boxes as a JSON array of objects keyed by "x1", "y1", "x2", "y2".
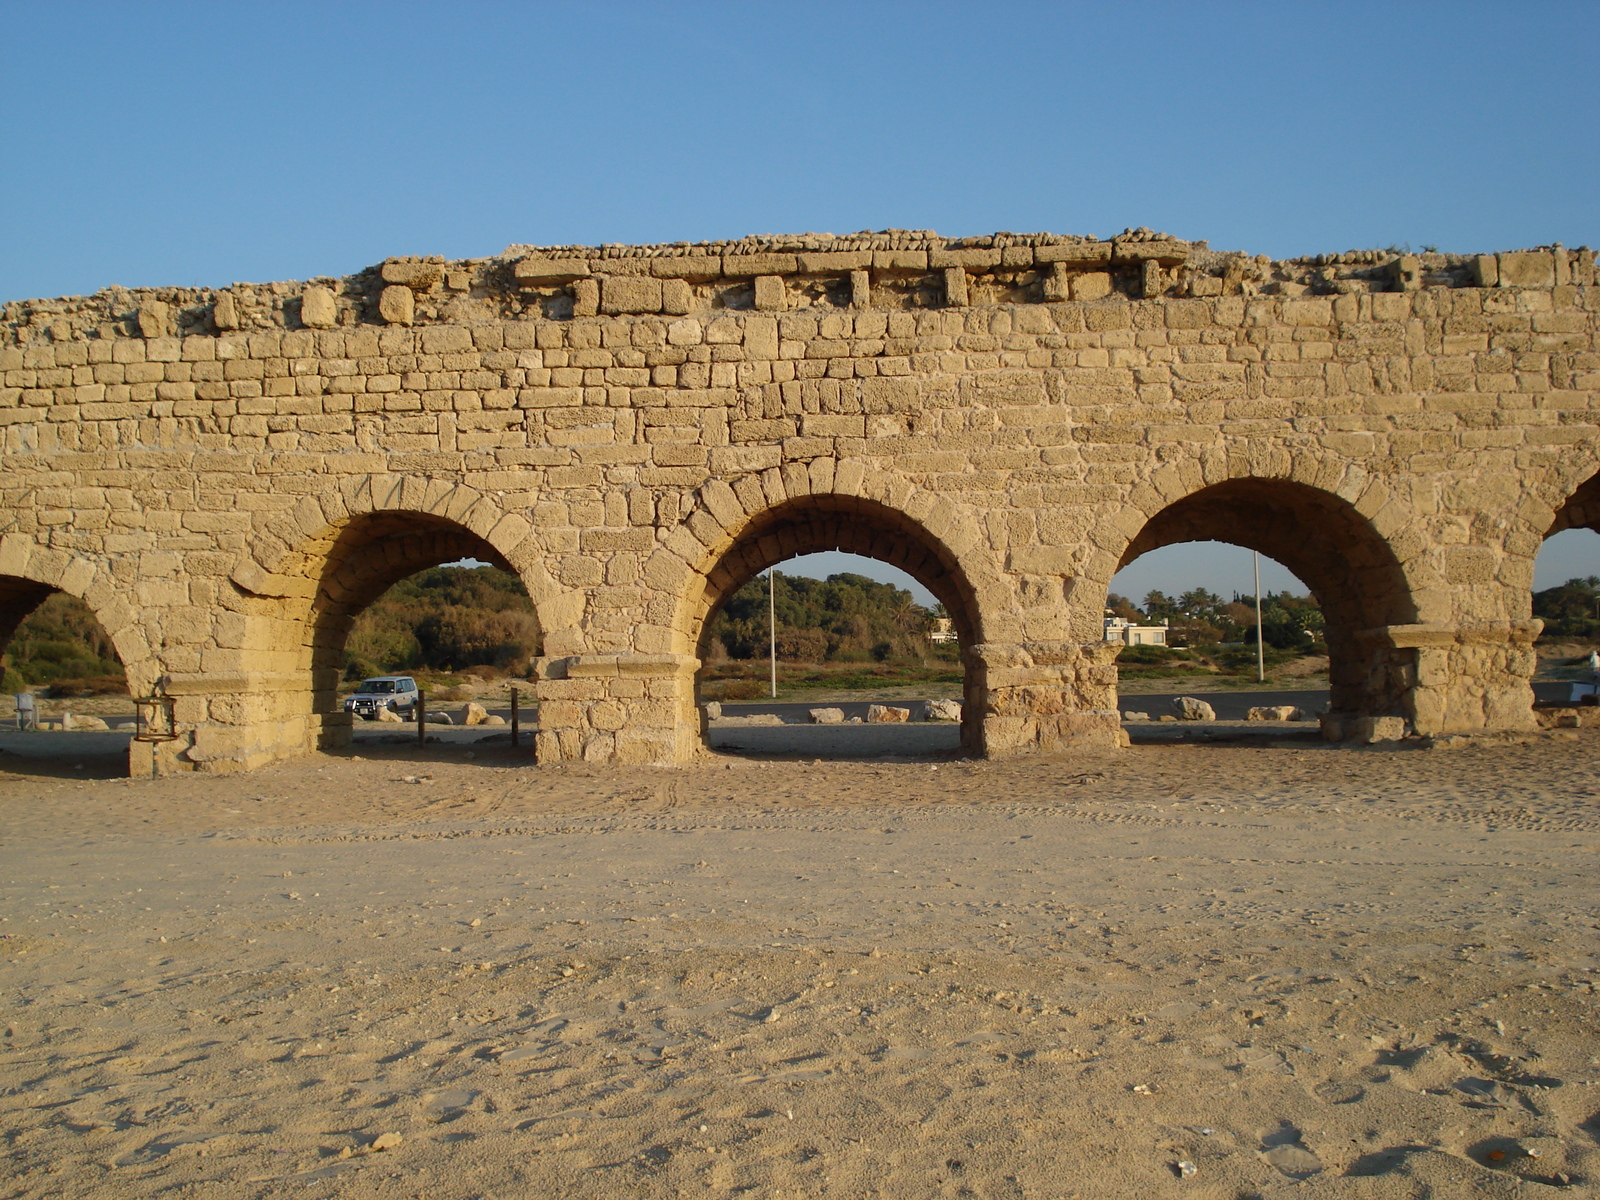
[{"x1": 2, "y1": 230, "x2": 1597, "y2": 773}]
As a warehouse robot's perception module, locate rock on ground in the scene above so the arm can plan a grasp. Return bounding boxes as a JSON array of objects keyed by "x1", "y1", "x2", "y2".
[
  {"x1": 701, "y1": 702, "x2": 721, "y2": 721},
  {"x1": 463, "y1": 702, "x2": 489, "y2": 726},
  {"x1": 63, "y1": 714, "x2": 110, "y2": 731},
  {"x1": 377, "y1": 708, "x2": 404, "y2": 723},
  {"x1": 867, "y1": 704, "x2": 910, "y2": 724},
  {"x1": 1122, "y1": 711, "x2": 1151, "y2": 722},
  {"x1": 1246, "y1": 705, "x2": 1302, "y2": 721},
  {"x1": 1173, "y1": 696, "x2": 1216, "y2": 721},
  {"x1": 809, "y1": 707, "x2": 846, "y2": 724},
  {"x1": 425, "y1": 712, "x2": 454, "y2": 725},
  {"x1": 924, "y1": 699, "x2": 962, "y2": 722}
]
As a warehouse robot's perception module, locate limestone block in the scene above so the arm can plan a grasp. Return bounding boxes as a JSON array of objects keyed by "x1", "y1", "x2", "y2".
[
  {"x1": 701, "y1": 701, "x2": 721, "y2": 721},
  {"x1": 1072, "y1": 272, "x2": 1113, "y2": 301},
  {"x1": 1036, "y1": 241, "x2": 1111, "y2": 265},
  {"x1": 1355, "y1": 715, "x2": 1407, "y2": 743},
  {"x1": 753, "y1": 275, "x2": 787, "y2": 312},
  {"x1": 943, "y1": 267, "x2": 968, "y2": 307},
  {"x1": 482, "y1": 714, "x2": 506, "y2": 725},
  {"x1": 1122, "y1": 711, "x2": 1150, "y2": 721},
  {"x1": 601, "y1": 276, "x2": 663, "y2": 315},
  {"x1": 866, "y1": 704, "x2": 910, "y2": 723},
  {"x1": 1246, "y1": 705, "x2": 1302, "y2": 721},
  {"x1": 514, "y1": 256, "x2": 591, "y2": 285},
  {"x1": 1391, "y1": 256, "x2": 1422, "y2": 292},
  {"x1": 924, "y1": 698, "x2": 962, "y2": 722},
  {"x1": 425, "y1": 711, "x2": 454, "y2": 725},
  {"x1": 463, "y1": 701, "x2": 488, "y2": 725},
  {"x1": 301, "y1": 286, "x2": 338, "y2": 329},
  {"x1": 572, "y1": 278, "x2": 599, "y2": 317},
  {"x1": 723, "y1": 253, "x2": 797, "y2": 277},
  {"x1": 1042, "y1": 263, "x2": 1070, "y2": 302},
  {"x1": 64, "y1": 713, "x2": 109, "y2": 731},
  {"x1": 1172, "y1": 696, "x2": 1215, "y2": 721},
  {"x1": 213, "y1": 292, "x2": 240, "y2": 331},
  {"x1": 808, "y1": 707, "x2": 845, "y2": 724},
  {"x1": 850, "y1": 269, "x2": 871, "y2": 307},
  {"x1": 661, "y1": 279, "x2": 693, "y2": 315},
  {"x1": 1497, "y1": 251, "x2": 1555, "y2": 288},
  {"x1": 378, "y1": 286, "x2": 414, "y2": 326},
  {"x1": 137, "y1": 301, "x2": 170, "y2": 338},
  {"x1": 380, "y1": 260, "x2": 443, "y2": 288},
  {"x1": 377, "y1": 707, "x2": 404, "y2": 723}
]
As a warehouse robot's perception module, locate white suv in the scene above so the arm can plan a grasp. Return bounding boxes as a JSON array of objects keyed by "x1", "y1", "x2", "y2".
[{"x1": 344, "y1": 676, "x2": 419, "y2": 719}]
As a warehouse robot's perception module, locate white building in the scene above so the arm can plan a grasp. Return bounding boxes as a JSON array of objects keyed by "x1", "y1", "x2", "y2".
[
  {"x1": 928, "y1": 617, "x2": 958, "y2": 644},
  {"x1": 1103, "y1": 615, "x2": 1168, "y2": 647}
]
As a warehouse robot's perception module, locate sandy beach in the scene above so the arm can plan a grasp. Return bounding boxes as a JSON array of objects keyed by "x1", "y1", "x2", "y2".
[{"x1": 2, "y1": 734, "x2": 1598, "y2": 1199}]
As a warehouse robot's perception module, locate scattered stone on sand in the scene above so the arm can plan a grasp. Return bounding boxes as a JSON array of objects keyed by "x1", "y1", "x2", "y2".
[
  {"x1": 63, "y1": 714, "x2": 109, "y2": 731},
  {"x1": 376, "y1": 708, "x2": 404, "y2": 723},
  {"x1": 867, "y1": 704, "x2": 910, "y2": 724},
  {"x1": 924, "y1": 699, "x2": 962, "y2": 722},
  {"x1": 481, "y1": 714, "x2": 505, "y2": 726},
  {"x1": 463, "y1": 702, "x2": 489, "y2": 726},
  {"x1": 809, "y1": 707, "x2": 846, "y2": 725},
  {"x1": 368, "y1": 1132, "x2": 403, "y2": 1152},
  {"x1": 1246, "y1": 705, "x2": 1302, "y2": 721},
  {"x1": 425, "y1": 712, "x2": 454, "y2": 725},
  {"x1": 845, "y1": 716, "x2": 864, "y2": 724},
  {"x1": 1173, "y1": 696, "x2": 1215, "y2": 721},
  {"x1": 701, "y1": 701, "x2": 721, "y2": 721},
  {"x1": 1122, "y1": 711, "x2": 1151, "y2": 722}
]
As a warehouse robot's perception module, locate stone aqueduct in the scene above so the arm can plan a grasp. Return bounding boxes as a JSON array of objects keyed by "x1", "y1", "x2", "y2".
[{"x1": 2, "y1": 230, "x2": 1597, "y2": 775}]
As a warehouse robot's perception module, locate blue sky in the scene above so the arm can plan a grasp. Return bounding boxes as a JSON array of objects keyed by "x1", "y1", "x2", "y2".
[{"x1": 5, "y1": 1, "x2": 1596, "y2": 598}]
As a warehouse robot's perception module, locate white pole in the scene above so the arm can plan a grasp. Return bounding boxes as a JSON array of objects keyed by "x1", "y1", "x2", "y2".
[
  {"x1": 1254, "y1": 550, "x2": 1265, "y2": 683},
  {"x1": 769, "y1": 568, "x2": 778, "y2": 699}
]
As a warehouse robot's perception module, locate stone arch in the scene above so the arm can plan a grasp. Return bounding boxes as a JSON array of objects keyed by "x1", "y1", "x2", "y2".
[
  {"x1": 1544, "y1": 468, "x2": 1600, "y2": 539},
  {"x1": 1088, "y1": 461, "x2": 1429, "y2": 728},
  {"x1": 237, "y1": 475, "x2": 561, "y2": 609},
  {"x1": 226, "y1": 476, "x2": 568, "y2": 752},
  {"x1": 0, "y1": 533, "x2": 154, "y2": 688},
  {"x1": 659, "y1": 462, "x2": 1009, "y2": 754},
  {"x1": 663, "y1": 461, "x2": 1008, "y2": 653}
]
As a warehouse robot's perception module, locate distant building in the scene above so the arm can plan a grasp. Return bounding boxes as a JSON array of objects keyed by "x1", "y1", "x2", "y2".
[
  {"x1": 928, "y1": 617, "x2": 958, "y2": 644},
  {"x1": 1104, "y1": 614, "x2": 1168, "y2": 647}
]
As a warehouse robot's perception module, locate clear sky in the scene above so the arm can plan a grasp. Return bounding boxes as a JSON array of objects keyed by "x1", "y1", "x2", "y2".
[{"x1": 5, "y1": 1, "x2": 1595, "y2": 596}]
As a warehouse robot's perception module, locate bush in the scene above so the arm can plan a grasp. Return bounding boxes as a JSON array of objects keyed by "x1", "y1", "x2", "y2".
[
  {"x1": 701, "y1": 678, "x2": 764, "y2": 702},
  {"x1": 1116, "y1": 644, "x2": 1187, "y2": 665},
  {"x1": 43, "y1": 675, "x2": 129, "y2": 698}
]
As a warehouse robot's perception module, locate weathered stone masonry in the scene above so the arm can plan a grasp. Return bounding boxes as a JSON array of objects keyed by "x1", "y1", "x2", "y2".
[{"x1": 2, "y1": 229, "x2": 1597, "y2": 774}]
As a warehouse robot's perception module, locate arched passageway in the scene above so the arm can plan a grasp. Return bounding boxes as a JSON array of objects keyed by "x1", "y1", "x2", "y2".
[
  {"x1": 289, "y1": 511, "x2": 540, "y2": 751},
  {"x1": 1115, "y1": 479, "x2": 1419, "y2": 730},
  {"x1": 686, "y1": 496, "x2": 986, "y2": 754},
  {"x1": 1531, "y1": 470, "x2": 1600, "y2": 713}
]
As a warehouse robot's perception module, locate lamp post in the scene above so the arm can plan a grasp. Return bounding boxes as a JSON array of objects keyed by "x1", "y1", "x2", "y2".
[{"x1": 1254, "y1": 551, "x2": 1265, "y2": 684}]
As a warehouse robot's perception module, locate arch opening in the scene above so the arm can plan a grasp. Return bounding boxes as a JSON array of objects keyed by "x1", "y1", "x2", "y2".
[
  {"x1": 293, "y1": 511, "x2": 541, "y2": 751},
  {"x1": 1532, "y1": 471, "x2": 1600, "y2": 713},
  {"x1": 0, "y1": 577, "x2": 132, "y2": 769},
  {"x1": 685, "y1": 496, "x2": 985, "y2": 757},
  {"x1": 1115, "y1": 479, "x2": 1419, "y2": 726}
]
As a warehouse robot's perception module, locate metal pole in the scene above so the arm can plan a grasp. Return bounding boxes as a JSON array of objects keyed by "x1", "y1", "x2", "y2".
[
  {"x1": 509, "y1": 685, "x2": 519, "y2": 748},
  {"x1": 417, "y1": 689, "x2": 427, "y2": 747},
  {"x1": 768, "y1": 568, "x2": 778, "y2": 699},
  {"x1": 1254, "y1": 551, "x2": 1265, "y2": 683}
]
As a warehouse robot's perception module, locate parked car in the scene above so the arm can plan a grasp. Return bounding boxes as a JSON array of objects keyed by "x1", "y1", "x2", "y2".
[{"x1": 344, "y1": 676, "x2": 419, "y2": 719}]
